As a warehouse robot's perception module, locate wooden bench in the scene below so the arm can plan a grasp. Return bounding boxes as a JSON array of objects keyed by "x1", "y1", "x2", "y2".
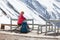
[
  {"x1": 1, "y1": 23, "x2": 53, "y2": 34},
  {"x1": 0, "y1": 23, "x2": 53, "y2": 34}
]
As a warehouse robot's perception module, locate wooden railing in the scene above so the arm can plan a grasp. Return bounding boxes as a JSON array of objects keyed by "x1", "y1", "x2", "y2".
[{"x1": 10, "y1": 19, "x2": 34, "y2": 30}]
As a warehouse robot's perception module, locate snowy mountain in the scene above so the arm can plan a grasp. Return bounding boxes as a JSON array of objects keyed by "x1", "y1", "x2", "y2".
[{"x1": 0, "y1": 0, "x2": 60, "y2": 26}]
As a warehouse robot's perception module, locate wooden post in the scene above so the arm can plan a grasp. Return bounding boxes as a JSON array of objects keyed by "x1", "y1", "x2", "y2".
[{"x1": 1, "y1": 24, "x2": 5, "y2": 29}]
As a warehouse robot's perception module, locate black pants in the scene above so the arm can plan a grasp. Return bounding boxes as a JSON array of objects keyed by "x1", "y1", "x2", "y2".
[
  {"x1": 18, "y1": 24, "x2": 22, "y2": 27},
  {"x1": 14, "y1": 24, "x2": 22, "y2": 30}
]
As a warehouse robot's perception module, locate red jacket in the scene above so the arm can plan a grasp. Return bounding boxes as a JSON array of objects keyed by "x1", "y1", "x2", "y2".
[{"x1": 17, "y1": 13, "x2": 26, "y2": 24}]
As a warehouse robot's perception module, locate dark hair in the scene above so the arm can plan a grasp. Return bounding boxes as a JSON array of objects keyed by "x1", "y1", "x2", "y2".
[{"x1": 21, "y1": 11, "x2": 24, "y2": 14}]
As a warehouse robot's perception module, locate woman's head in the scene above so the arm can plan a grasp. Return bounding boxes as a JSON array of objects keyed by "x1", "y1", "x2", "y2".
[{"x1": 21, "y1": 11, "x2": 24, "y2": 14}]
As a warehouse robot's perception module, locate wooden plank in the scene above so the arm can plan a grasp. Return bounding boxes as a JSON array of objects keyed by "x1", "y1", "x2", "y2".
[
  {"x1": 1, "y1": 24, "x2": 39, "y2": 26},
  {"x1": 1, "y1": 24, "x2": 17, "y2": 26}
]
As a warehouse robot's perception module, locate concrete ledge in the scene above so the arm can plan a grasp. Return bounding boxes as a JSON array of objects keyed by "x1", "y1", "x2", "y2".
[{"x1": 0, "y1": 31, "x2": 60, "y2": 40}]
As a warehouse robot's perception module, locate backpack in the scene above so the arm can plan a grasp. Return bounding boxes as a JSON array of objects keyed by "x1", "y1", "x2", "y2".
[{"x1": 20, "y1": 22, "x2": 30, "y2": 33}]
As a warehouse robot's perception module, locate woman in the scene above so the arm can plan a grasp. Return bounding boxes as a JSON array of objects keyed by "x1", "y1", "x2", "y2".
[
  {"x1": 17, "y1": 11, "x2": 26, "y2": 27},
  {"x1": 14, "y1": 11, "x2": 26, "y2": 31}
]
